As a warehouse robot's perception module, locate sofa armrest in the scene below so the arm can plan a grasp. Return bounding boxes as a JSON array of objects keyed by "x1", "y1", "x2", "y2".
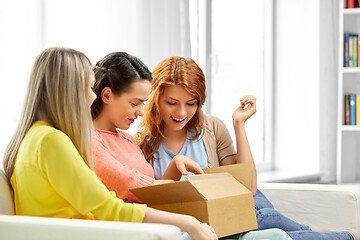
[
  {"x1": 0, "y1": 215, "x2": 181, "y2": 240},
  {"x1": 258, "y1": 182, "x2": 360, "y2": 240}
]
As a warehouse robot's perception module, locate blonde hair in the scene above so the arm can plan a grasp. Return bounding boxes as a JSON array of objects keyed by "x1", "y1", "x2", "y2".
[
  {"x1": 3, "y1": 47, "x2": 94, "y2": 177},
  {"x1": 137, "y1": 56, "x2": 206, "y2": 162}
]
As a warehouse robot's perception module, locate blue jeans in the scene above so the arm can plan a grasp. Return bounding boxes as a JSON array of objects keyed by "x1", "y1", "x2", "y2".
[{"x1": 253, "y1": 190, "x2": 354, "y2": 240}]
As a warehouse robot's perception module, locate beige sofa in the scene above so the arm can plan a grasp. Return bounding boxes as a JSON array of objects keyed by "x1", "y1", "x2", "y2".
[
  {"x1": 259, "y1": 182, "x2": 360, "y2": 240},
  {"x1": 1, "y1": 168, "x2": 359, "y2": 240},
  {"x1": 0, "y1": 169, "x2": 181, "y2": 240}
]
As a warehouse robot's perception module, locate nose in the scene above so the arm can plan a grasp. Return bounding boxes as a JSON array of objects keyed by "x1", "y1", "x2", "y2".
[
  {"x1": 89, "y1": 91, "x2": 97, "y2": 107},
  {"x1": 137, "y1": 108, "x2": 144, "y2": 117},
  {"x1": 176, "y1": 104, "x2": 186, "y2": 117}
]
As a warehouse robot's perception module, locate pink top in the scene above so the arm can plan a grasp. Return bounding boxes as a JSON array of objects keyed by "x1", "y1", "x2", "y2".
[{"x1": 93, "y1": 129, "x2": 155, "y2": 203}]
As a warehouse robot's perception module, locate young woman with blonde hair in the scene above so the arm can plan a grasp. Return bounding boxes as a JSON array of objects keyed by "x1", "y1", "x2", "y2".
[
  {"x1": 2, "y1": 47, "x2": 217, "y2": 240},
  {"x1": 136, "y1": 56, "x2": 354, "y2": 240}
]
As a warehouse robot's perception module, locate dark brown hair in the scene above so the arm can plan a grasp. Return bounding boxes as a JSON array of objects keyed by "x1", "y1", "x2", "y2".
[{"x1": 91, "y1": 52, "x2": 152, "y2": 119}]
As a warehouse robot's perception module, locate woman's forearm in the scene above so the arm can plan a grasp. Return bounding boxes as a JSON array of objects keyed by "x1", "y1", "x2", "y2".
[
  {"x1": 143, "y1": 207, "x2": 193, "y2": 230},
  {"x1": 142, "y1": 207, "x2": 217, "y2": 240},
  {"x1": 233, "y1": 120, "x2": 257, "y2": 195}
]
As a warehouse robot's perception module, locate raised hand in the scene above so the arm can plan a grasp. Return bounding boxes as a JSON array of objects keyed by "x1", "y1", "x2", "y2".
[{"x1": 232, "y1": 95, "x2": 257, "y2": 124}]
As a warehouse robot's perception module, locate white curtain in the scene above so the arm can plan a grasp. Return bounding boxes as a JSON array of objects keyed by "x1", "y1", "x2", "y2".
[
  {"x1": 0, "y1": 0, "x2": 192, "y2": 157},
  {"x1": 43, "y1": 0, "x2": 191, "y2": 70},
  {"x1": 135, "y1": 0, "x2": 191, "y2": 69}
]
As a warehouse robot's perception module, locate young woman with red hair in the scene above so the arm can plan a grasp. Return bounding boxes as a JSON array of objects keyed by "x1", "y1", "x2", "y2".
[{"x1": 136, "y1": 56, "x2": 354, "y2": 240}]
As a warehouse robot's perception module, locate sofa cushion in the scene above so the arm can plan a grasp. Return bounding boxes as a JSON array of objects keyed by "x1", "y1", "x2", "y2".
[
  {"x1": 259, "y1": 182, "x2": 360, "y2": 240},
  {"x1": 0, "y1": 215, "x2": 181, "y2": 240},
  {"x1": 0, "y1": 169, "x2": 14, "y2": 215}
]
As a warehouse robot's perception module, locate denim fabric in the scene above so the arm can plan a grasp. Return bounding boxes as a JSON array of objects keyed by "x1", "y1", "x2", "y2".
[
  {"x1": 287, "y1": 231, "x2": 354, "y2": 240},
  {"x1": 220, "y1": 228, "x2": 292, "y2": 240},
  {"x1": 254, "y1": 190, "x2": 310, "y2": 231},
  {"x1": 181, "y1": 190, "x2": 354, "y2": 240},
  {"x1": 253, "y1": 190, "x2": 354, "y2": 240},
  {"x1": 221, "y1": 230, "x2": 354, "y2": 240}
]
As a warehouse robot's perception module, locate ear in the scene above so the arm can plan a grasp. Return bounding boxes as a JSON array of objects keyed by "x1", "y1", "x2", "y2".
[{"x1": 101, "y1": 87, "x2": 112, "y2": 104}]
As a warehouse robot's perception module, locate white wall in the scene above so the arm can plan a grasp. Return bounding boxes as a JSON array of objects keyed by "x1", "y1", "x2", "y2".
[
  {"x1": 319, "y1": 0, "x2": 339, "y2": 183},
  {"x1": 0, "y1": 0, "x2": 191, "y2": 159},
  {"x1": 274, "y1": 0, "x2": 320, "y2": 175},
  {"x1": 0, "y1": 0, "x2": 43, "y2": 161},
  {"x1": 0, "y1": 0, "x2": 340, "y2": 181},
  {"x1": 274, "y1": 0, "x2": 339, "y2": 182},
  {"x1": 43, "y1": 0, "x2": 190, "y2": 70}
]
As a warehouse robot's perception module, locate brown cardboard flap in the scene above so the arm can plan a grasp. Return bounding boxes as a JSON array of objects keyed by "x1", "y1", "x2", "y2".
[
  {"x1": 151, "y1": 201, "x2": 209, "y2": 224},
  {"x1": 130, "y1": 169, "x2": 258, "y2": 238},
  {"x1": 207, "y1": 195, "x2": 257, "y2": 237},
  {"x1": 185, "y1": 172, "x2": 231, "y2": 181},
  {"x1": 186, "y1": 173, "x2": 251, "y2": 200},
  {"x1": 129, "y1": 180, "x2": 205, "y2": 205},
  {"x1": 203, "y1": 162, "x2": 252, "y2": 191}
]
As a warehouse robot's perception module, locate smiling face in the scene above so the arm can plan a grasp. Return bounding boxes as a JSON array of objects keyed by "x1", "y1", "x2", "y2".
[
  {"x1": 101, "y1": 79, "x2": 151, "y2": 131},
  {"x1": 158, "y1": 85, "x2": 199, "y2": 135}
]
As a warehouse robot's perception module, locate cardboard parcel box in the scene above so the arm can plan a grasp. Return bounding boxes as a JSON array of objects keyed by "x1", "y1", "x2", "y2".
[{"x1": 130, "y1": 163, "x2": 257, "y2": 237}]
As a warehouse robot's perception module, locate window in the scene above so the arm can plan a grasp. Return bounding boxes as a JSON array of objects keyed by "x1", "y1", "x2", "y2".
[
  {"x1": 0, "y1": 0, "x2": 42, "y2": 159},
  {"x1": 0, "y1": 0, "x2": 273, "y2": 171},
  {"x1": 189, "y1": 0, "x2": 273, "y2": 170}
]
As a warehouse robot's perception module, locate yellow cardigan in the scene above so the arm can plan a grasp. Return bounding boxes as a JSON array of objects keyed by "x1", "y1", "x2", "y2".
[{"x1": 11, "y1": 121, "x2": 146, "y2": 222}]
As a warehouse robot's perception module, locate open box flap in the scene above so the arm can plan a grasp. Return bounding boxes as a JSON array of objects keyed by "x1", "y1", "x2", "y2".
[
  {"x1": 203, "y1": 162, "x2": 252, "y2": 191},
  {"x1": 130, "y1": 180, "x2": 205, "y2": 205},
  {"x1": 185, "y1": 173, "x2": 251, "y2": 200}
]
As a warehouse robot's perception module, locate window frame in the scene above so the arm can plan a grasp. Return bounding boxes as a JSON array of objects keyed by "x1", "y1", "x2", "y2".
[{"x1": 190, "y1": 0, "x2": 274, "y2": 171}]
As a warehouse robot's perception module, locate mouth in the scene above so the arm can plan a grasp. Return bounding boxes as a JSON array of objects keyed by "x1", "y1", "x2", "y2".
[
  {"x1": 171, "y1": 116, "x2": 186, "y2": 124},
  {"x1": 128, "y1": 118, "x2": 136, "y2": 123}
]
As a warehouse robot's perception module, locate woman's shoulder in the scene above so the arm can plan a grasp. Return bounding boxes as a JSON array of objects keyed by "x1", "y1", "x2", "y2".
[
  {"x1": 94, "y1": 128, "x2": 124, "y2": 143},
  {"x1": 29, "y1": 121, "x2": 71, "y2": 144},
  {"x1": 204, "y1": 114, "x2": 221, "y2": 122},
  {"x1": 94, "y1": 129, "x2": 137, "y2": 149},
  {"x1": 203, "y1": 114, "x2": 226, "y2": 129},
  {"x1": 94, "y1": 128, "x2": 117, "y2": 137},
  {"x1": 23, "y1": 121, "x2": 76, "y2": 160},
  {"x1": 118, "y1": 130, "x2": 137, "y2": 143}
]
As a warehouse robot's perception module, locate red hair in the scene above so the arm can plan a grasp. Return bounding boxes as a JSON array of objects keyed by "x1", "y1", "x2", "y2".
[{"x1": 136, "y1": 56, "x2": 206, "y2": 162}]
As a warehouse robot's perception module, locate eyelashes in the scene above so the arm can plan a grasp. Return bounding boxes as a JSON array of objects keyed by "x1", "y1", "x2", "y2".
[
  {"x1": 166, "y1": 101, "x2": 197, "y2": 106},
  {"x1": 131, "y1": 102, "x2": 146, "y2": 107}
]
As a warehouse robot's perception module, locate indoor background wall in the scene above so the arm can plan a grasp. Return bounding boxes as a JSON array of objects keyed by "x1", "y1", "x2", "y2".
[
  {"x1": 274, "y1": 0, "x2": 320, "y2": 178},
  {"x1": 0, "y1": 0, "x2": 341, "y2": 183},
  {"x1": 273, "y1": 0, "x2": 339, "y2": 183}
]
